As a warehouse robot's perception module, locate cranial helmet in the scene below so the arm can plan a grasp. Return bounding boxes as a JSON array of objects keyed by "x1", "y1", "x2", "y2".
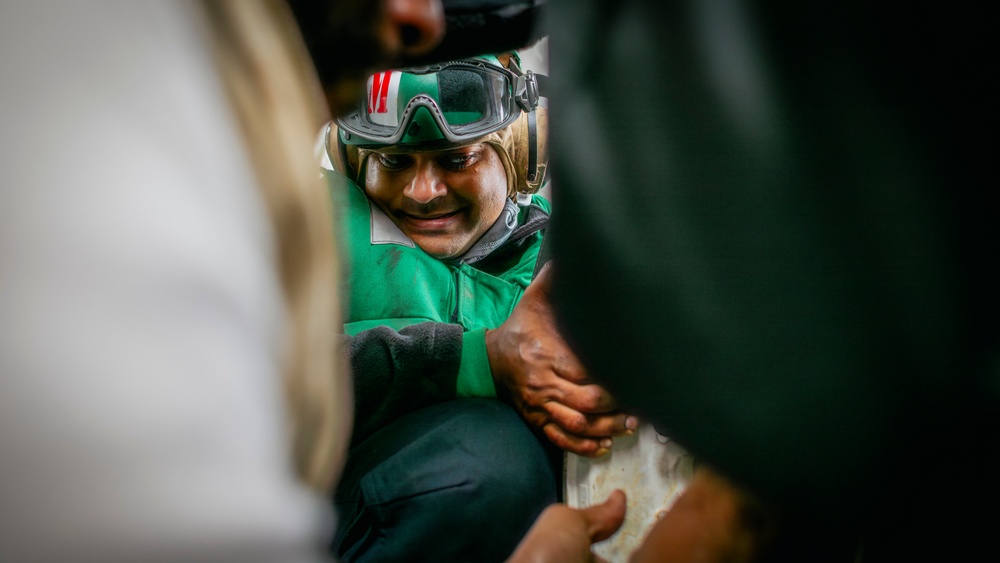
[{"x1": 328, "y1": 53, "x2": 548, "y2": 196}]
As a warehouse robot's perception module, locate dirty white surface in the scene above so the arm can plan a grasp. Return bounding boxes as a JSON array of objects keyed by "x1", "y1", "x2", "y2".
[{"x1": 564, "y1": 423, "x2": 695, "y2": 562}]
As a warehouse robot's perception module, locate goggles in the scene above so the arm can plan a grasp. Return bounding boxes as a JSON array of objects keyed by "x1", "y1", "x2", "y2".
[{"x1": 336, "y1": 58, "x2": 541, "y2": 147}]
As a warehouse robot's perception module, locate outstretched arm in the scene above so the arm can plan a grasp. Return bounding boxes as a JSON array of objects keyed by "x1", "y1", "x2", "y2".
[
  {"x1": 506, "y1": 468, "x2": 776, "y2": 563},
  {"x1": 506, "y1": 490, "x2": 627, "y2": 563},
  {"x1": 628, "y1": 467, "x2": 774, "y2": 563}
]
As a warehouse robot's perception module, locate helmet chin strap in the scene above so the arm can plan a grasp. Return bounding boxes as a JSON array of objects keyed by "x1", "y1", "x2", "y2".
[{"x1": 527, "y1": 107, "x2": 538, "y2": 183}]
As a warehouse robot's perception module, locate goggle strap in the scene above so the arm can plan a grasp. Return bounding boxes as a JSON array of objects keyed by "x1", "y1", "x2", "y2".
[{"x1": 337, "y1": 128, "x2": 352, "y2": 179}]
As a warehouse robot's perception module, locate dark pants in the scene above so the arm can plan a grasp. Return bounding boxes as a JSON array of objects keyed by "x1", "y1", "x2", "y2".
[{"x1": 331, "y1": 399, "x2": 558, "y2": 563}]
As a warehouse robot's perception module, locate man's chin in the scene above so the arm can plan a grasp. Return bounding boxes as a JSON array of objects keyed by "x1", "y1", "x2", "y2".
[{"x1": 411, "y1": 235, "x2": 468, "y2": 261}]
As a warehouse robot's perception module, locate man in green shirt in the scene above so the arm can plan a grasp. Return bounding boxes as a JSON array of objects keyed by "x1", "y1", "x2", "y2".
[{"x1": 322, "y1": 52, "x2": 633, "y2": 563}]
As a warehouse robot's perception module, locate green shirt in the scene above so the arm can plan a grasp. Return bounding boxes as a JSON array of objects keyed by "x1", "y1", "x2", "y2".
[{"x1": 328, "y1": 171, "x2": 550, "y2": 399}]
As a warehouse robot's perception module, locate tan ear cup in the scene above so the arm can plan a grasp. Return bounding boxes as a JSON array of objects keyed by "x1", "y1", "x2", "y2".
[
  {"x1": 327, "y1": 122, "x2": 365, "y2": 183},
  {"x1": 511, "y1": 105, "x2": 549, "y2": 194}
]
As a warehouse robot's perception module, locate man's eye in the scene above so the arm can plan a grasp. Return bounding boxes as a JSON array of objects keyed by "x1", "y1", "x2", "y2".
[
  {"x1": 442, "y1": 154, "x2": 476, "y2": 170},
  {"x1": 377, "y1": 154, "x2": 409, "y2": 170}
]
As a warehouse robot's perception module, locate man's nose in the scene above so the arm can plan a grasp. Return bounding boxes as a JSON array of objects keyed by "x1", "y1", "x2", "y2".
[
  {"x1": 379, "y1": 0, "x2": 445, "y2": 60},
  {"x1": 403, "y1": 163, "x2": 447, "y2": 204}
]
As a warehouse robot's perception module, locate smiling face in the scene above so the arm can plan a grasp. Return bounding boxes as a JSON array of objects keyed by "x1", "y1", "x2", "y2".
[{"x1": 364, "y1": 143, "x2": 509, "y2": 259}]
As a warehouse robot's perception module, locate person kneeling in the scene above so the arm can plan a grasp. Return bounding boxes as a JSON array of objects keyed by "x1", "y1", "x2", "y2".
[{"x1": 322, "y1": 53, "x2": 631, "y2": 562}]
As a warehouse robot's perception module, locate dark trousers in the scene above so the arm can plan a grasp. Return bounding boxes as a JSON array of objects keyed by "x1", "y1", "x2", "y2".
[{"x1": 332, "y1": 399, "x2": 558, "y2": 563}]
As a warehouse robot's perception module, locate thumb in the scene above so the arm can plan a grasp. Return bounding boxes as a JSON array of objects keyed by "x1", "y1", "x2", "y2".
[{"x1": 583, "y1": 489, "x2": 627, "y2": 542}]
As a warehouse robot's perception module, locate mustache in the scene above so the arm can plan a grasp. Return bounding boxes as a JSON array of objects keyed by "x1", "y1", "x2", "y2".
[{"x1": 397, "y1": 201, "x2": 460, "y2": 218}]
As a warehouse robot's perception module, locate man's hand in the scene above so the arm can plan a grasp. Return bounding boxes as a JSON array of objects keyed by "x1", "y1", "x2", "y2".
[
  {"x1": 506, "y1": 490, "x2": 627, "y2": 563},
  {"x1": 629, "y1": 467, "x2": 774, "y2": 563},
  {"x1": 486, "y1": 263, "x2": 636, "y2": 456}
]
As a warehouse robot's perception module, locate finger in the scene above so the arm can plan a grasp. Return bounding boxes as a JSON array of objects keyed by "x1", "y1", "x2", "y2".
[
  {"x1": 545, "y1": 402, "x2": 631, "y2": 437},
  {"x1": 551, "y1": 348, "x2": 591, "y2": 385},
  {"x1": 554, "y1": 381, "x2": 619, "y2": 413},
  {"x1": 583, "y1": 489, "x2": 627, "y2": 542},
  {"x1": 543, "y1": 423, "x2": 609, "y2": 457},
  {"x1": 517, "y1": 407, "x2": 552, "y2": 433},
  {"x1": 528, "y1": 366, "x2": 611, "y2": 410}
]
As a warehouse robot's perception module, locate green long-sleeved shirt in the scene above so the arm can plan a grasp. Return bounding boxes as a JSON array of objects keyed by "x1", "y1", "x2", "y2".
[{"x1": 327, "y1": 171, "x2": 549, "y2": 445}]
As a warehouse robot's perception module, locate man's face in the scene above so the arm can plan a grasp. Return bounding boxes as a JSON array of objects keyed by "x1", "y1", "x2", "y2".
[{"x1": 364, "y1": 143, "x2": 509, "y2": 259}]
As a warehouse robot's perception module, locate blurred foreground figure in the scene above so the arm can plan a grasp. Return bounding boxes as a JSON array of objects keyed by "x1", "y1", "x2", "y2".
[
  {"x1": 0, "y1": 0, "x2": 447, "y2": 560},
  {"x1": 1, "y1": 0, "x2": 563, "y2": 561},
  {"x1": 539, "y1": 0, "x2": 999, "y2": 561}
]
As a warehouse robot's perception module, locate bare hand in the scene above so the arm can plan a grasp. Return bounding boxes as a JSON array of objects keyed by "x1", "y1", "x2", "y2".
[
  {"x1": 486, "y1": 263, "x2": 636, "y2": 456},
  {"x1": 506, "y1": 490, "x2": 627, "y2": 563},
  {"x1": 629, "y1": 467, "x2": 773, "y2": 563}
]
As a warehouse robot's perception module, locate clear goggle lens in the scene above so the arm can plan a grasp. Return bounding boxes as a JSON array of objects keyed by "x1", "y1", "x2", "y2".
[{"x1": 336, "y1": 61, "x2": 521, "y2": 145}]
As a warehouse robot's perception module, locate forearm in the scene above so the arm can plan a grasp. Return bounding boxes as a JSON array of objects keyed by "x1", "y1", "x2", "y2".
[{"x1": 345, "y1": 322, "x2": 464, "y2": 445}]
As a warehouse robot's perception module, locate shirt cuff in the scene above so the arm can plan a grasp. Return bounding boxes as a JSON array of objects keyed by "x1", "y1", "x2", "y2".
[{"x1": 456, "y1": 327, "x2": 497, "y2": 398}]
